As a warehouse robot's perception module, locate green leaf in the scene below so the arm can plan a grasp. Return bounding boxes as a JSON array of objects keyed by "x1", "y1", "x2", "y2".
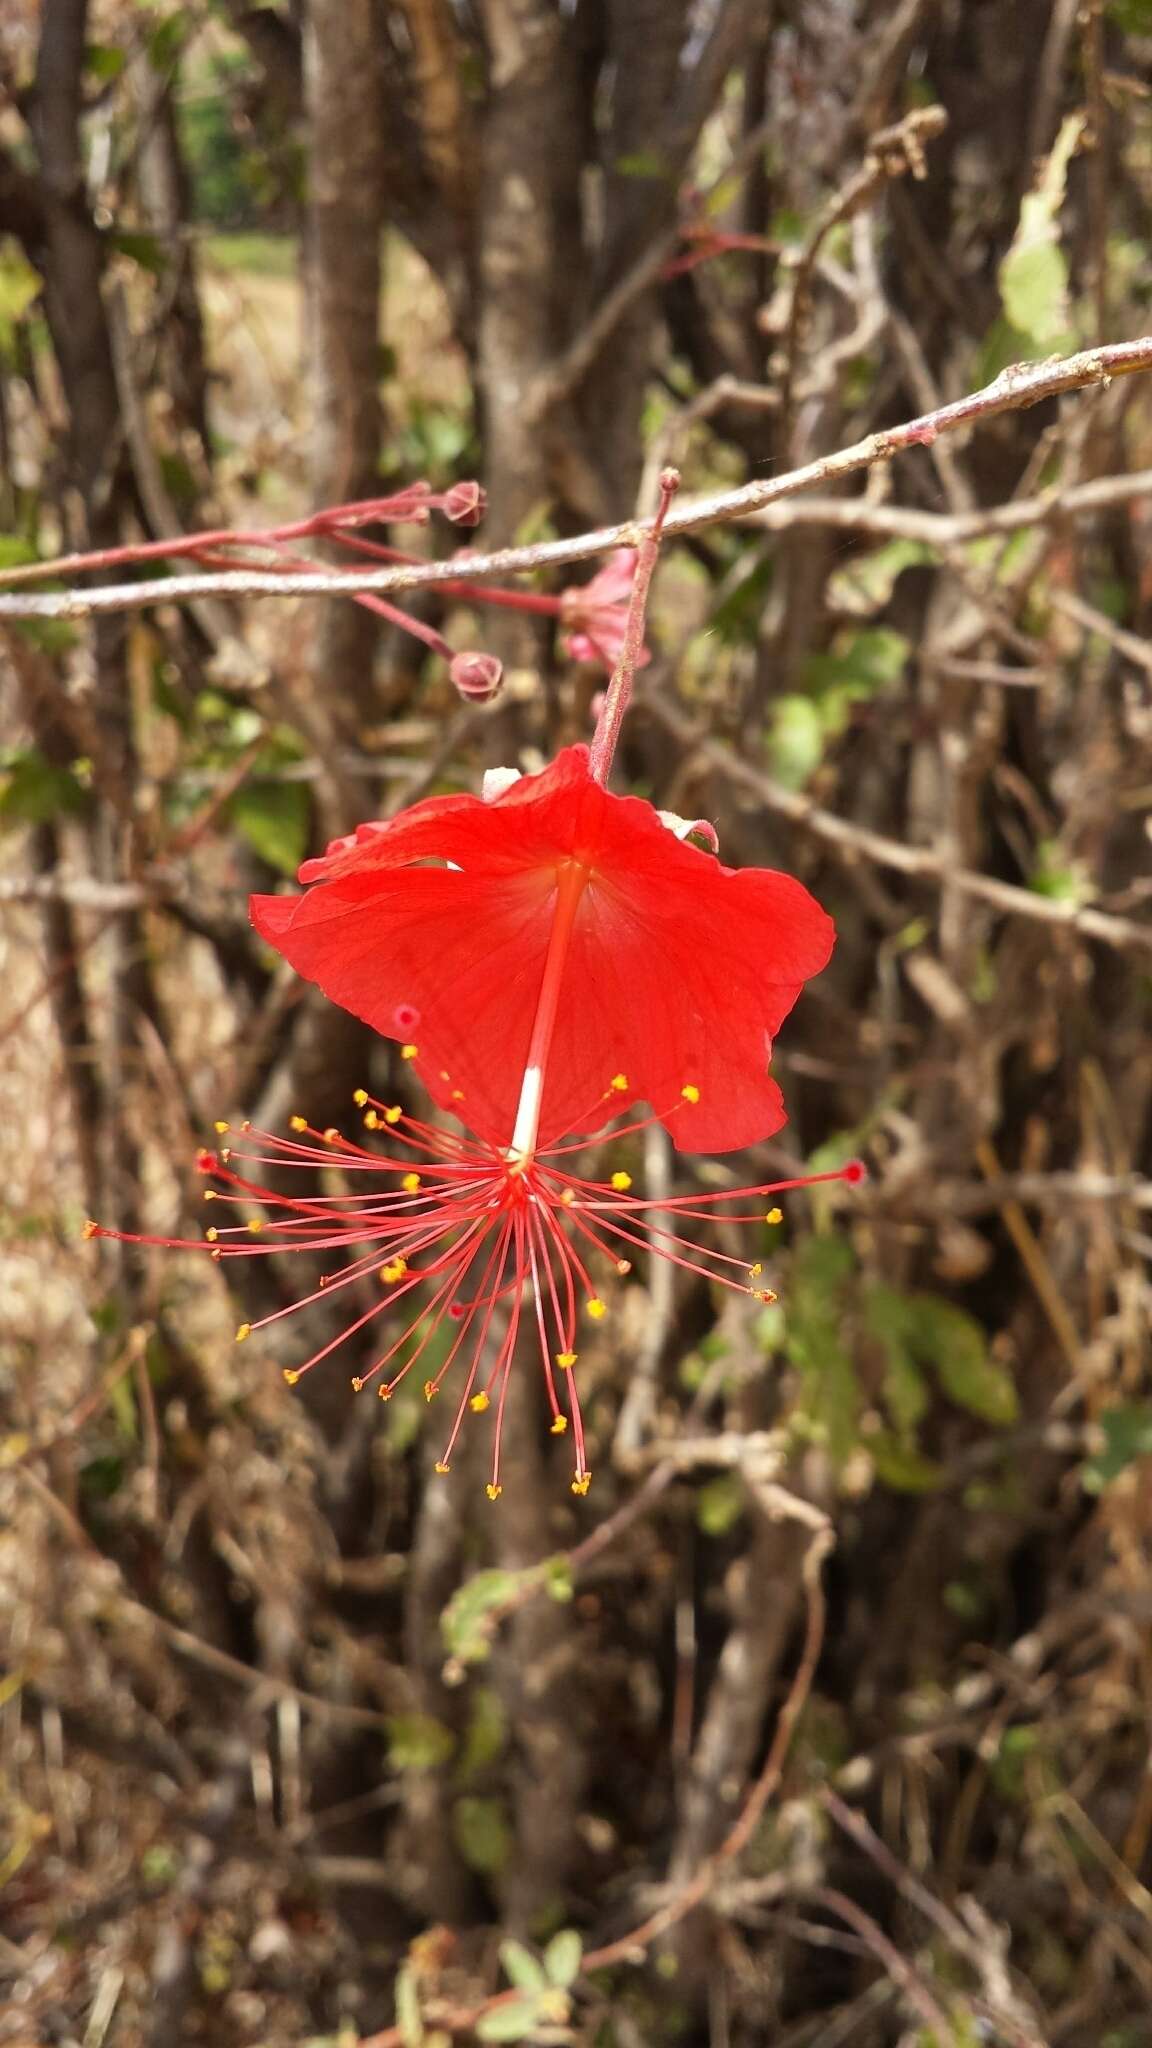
[
  {"x1": 1029, "y1": 838, "x2": 1093, "y2": 905},
  {"x1": 1001, "y1": 241, "x2": 1069, "y2": 346},
  {"x1": 907, "y1": 1296, "x2": 1018, "y2": 1425},
  {"x1": 866, "y1": 1431, "x2": 943, "y2": 1493},
  {"x1": 767, "y1": 695, "x2": 824, "y2": 789},
  {"x1": 0, "y1": 536, "x2": 39, "y2": 569},
  {"x1": 0, "y1": 750, "x2": 88, "y2": 827},
  {"x1": 456, "y1": 1685, "x2": 507, "y2": 1781},
  {"x1": 784, "y1": 1235, "x2": 860, "y2": 1467},
  {"x1": 1082, "y1": 1404, "x2": 1152, "y2": 1492},
  {"x1": 542, "y1": 1553, "x2": 574, "y2": 1604},
  {"x1": 229, "y1": 780, "x2": 310, "y2": 876},
  {"x1": 999, "y1": 113, "x2": 1083, "y2": 348},
  {"x1": 475, "y1": 2000, "x2": 544, "y2": 2043},
  {"x1": 804, "y1": 627, "x2": 911, "y2": 701},
  {"x1": 543, "y1": 1930, "x2": 583, "y2": 1989},
  {"x1": 441, "y1": 1568, "x2": 529, "y2": 1665},
  {"x1": 386, "y1": 1713, "x2": 455, "y2": 1773},
  {"x1": 696, "y1": 1472, "x2": 746, "y2": 1537},
  {"x1": 864, "y1": 1285, "x2": 929, "y2": 1437},
  {"x1": 110, "y1": 230, "x2": 167, "y2": 275},
  {"x1": 148, "y1": 13, "x2": 190, "y2": 72},
  {"x1": 85, "y1": 41, "x2": 126, "y2": 82},
  {"x1": 613, "y1": 149, "x2": 671, "y2": 179},
  {"x1": 499, "y1": 1941, "x2": 547, "y2": 1995},
  {"x1": 827, "y1": 540, "x2": 934, "y2": 617},
  {"x1": 454, "y1": 1795, "x2": 511, "y2": 1875},
  {"x1": 0, "y1": 248, "x2": 42, "y2": 338}
]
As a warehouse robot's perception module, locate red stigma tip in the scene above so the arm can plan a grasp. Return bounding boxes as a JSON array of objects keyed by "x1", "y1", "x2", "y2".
[{"x1": 842, "y1": 1159, "x2": 868, "y2": 1186}]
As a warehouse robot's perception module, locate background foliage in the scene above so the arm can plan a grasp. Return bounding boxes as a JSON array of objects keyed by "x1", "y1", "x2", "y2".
[{"x1": 2, "y1": 2, "x2": 1152, "y2": 2044}]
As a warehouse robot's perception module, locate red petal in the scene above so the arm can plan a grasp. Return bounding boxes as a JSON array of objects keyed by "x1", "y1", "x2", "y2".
[{"x1": 251, "y1": 747, "x2": 833, "y2": 1153}]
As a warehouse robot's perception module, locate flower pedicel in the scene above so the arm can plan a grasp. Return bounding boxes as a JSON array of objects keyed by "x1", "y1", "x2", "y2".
[{"x1": 86, "y1": 471, "x2": 864, "y2": 1497}]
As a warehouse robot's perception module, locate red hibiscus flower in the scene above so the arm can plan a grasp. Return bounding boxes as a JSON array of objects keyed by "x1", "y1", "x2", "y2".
[
  {"x1": 87, "y1": 469, "x2": 863, "y2": 1499},
  {"x1": 250, "y1": 744, "x2": 834, "y2": 1157}
]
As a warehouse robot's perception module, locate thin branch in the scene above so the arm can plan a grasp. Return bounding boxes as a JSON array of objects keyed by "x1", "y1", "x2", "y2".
[
  {"x1": 4, "y1": 337, "x2": 1151, "y2": 620},
  {"x1": 639, "y1": 693, "x2": 1152, "y2": 955},
  {"x1": 355, "y1": 1520, "x2": 833, "y2": 2048}
]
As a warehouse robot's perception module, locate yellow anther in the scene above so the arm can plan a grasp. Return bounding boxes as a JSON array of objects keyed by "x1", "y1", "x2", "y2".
[
  {"x1": 203, "y1": 1189, "x2": 217, "y2": 1202},
  {"x1": 434, "y1": 1460, "x2": 450, "y2": 1475},
  {"x1": 752, "y1": 1287, "x2": 779, "y2": 1305},
  {"x1": 551, "y1": 1415, "x2": 568, "y2": 1435},
  {"x1": 610, "y1": 1073, "x2": 629, "y2": 1092},
  {"x1": 214, "y1": 1120, "x2": 230, "y2": 1135},
  {"x1": 247, "y1": 1219, "x2": 263, "y2": 1235},
  {"x1": 402, "y1": 1173, "x2": 421, "y2": 1194},
  {"x1": 351, "y1": 1376, "x2": 363, "y2": 1393},
  {"x1": 82, "y1": 1219, "x2": 99, "y2": 1240},
  {"x1": 616, "y1": 1259, "x2": 632, "y2": 1275},
  {"x1": 486, "y1": 1483, "x2": 503, "y2": 1501},
  {"x1": 323, "y1": 1127, "x2": 340, "y2": 1144},
  {"x1": 611, "y1": 1171, "x2": 632, "y2": 1192},
  {"x1": 353, "y1": 1088, "x2": 368, "y2": 1107},
  {"x1": 559, "y1": 1188, "x2": 576, "y2": 1207},
  {"x1": 205, "y1": 1226, "x2": 219, "y2": 1244},
  {"x1": 364, "y1": 1110, "x2": 379, "y2": 1130},
  {"x1": 571, "y1": 1473, "x2": 592, "y2": 1497},
  {"x1": 681, "y1": 1083, "x2": 700, "y2": 1104},
  {"x1": 241, "y1": 1121, "x2": 252, "y2": 1134},
  {"x1": 289, "y1": 1115, "x2": 308, "y2": 1133},
  {"x1": 385, "y1": 1105, "x2": 403, "y2": 1125},
  {"x1": 451, "y1": 1089, "x2": 464, "y2": 1101},
  {"x1": 377, "y1": 1385, "x2": 392, "y2": 1401},
  {"x1": 220, "y1": 1147, "x2": 232, "y2": 1163},
  {"x1": 424, "y1": 1380, "x2": 437, "y2": 1402},
  {"x1": 235, "y1": 1322, "x2": 251, "y2": 1342},
  {"x1": 470, "y1": 1391, "x2": 490, "y2": 1414},
  {"x1": 380, "y1": 1258, "x2": 408, "y2": 1284},
  {"x1": 401, "y1": 1043, "x2": 418, "y2": 1060},
  {"x1": 748, "y1": 1261, "x2": 763, "y2": 1278},
  {"x1": 556, "y1": 1351, "x2": 577, "y2": 1370},
  {"x1": 283, "y1": 1368, "x2": 300, "y2": 1385},
  {"x1": 209, "y1": 1247, "x2": 222, "y2": 1263},
  {"x1": 587, "y1": 1297, "x2": 607, "y2": 1320},
  {"x1": 765, "y1": 1207, "x2": 783, "y2": 1225},
  {"x1": 440, "y1": 1069, "x2": 451, "y2": 1082}
]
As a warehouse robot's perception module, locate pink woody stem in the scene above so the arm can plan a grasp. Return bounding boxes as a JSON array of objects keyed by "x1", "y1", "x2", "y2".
[{"x1": 586, "y1": 468, "x2": 679, "y2": 787}]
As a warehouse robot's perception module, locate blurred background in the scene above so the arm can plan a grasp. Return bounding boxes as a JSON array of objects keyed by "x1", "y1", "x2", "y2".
[{"x1": 2, "y1": 2, "x2": 1152, "y2": 2043}]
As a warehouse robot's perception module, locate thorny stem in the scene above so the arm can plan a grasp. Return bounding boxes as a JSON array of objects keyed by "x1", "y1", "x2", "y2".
[{"x1": 587, "y1": 467, "x2": 679, "y2": 786}]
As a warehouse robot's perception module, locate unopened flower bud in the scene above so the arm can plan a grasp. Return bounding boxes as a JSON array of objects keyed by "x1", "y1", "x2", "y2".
[
  {"x1": 440, "y1": 480, "x2": 486, "y2": 526},
  {"x1": 450, "y1": 651, "x2": 503, "y2": 702}
]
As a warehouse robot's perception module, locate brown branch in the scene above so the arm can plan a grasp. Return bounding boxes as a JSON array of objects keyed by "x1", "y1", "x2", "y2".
[
  {"x1": 778, "y1": 104, "x2": 948, "y2": 429},
  {"x1": 639, "y1": 693, "x2": 1152, "y2": 955},
  {"x1": 4, "y1": 335, "x2": 1151, "y2": 621},
  {"x1": 356, "y1": 1520, "x2": 833, "y2": 2048}
]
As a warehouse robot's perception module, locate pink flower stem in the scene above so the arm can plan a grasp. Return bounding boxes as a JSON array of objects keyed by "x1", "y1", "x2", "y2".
[
  {"x1": 0, "y1": 490, "x2": 459, "y2": 592},
  {"x1": 586, "y1": 468, "x2": 679, "y2": 788},
  {"x1": 336, "y1": 534, "x2": 561, "y2": 618}
]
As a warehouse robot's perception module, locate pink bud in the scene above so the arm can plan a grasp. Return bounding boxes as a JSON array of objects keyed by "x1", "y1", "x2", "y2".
[
  {"x1": 450, "y1": 651, "x2": 503, "y2": 702},
  {"x1": 440, "y1": 481, "x2": 487, "y2": 527}
]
